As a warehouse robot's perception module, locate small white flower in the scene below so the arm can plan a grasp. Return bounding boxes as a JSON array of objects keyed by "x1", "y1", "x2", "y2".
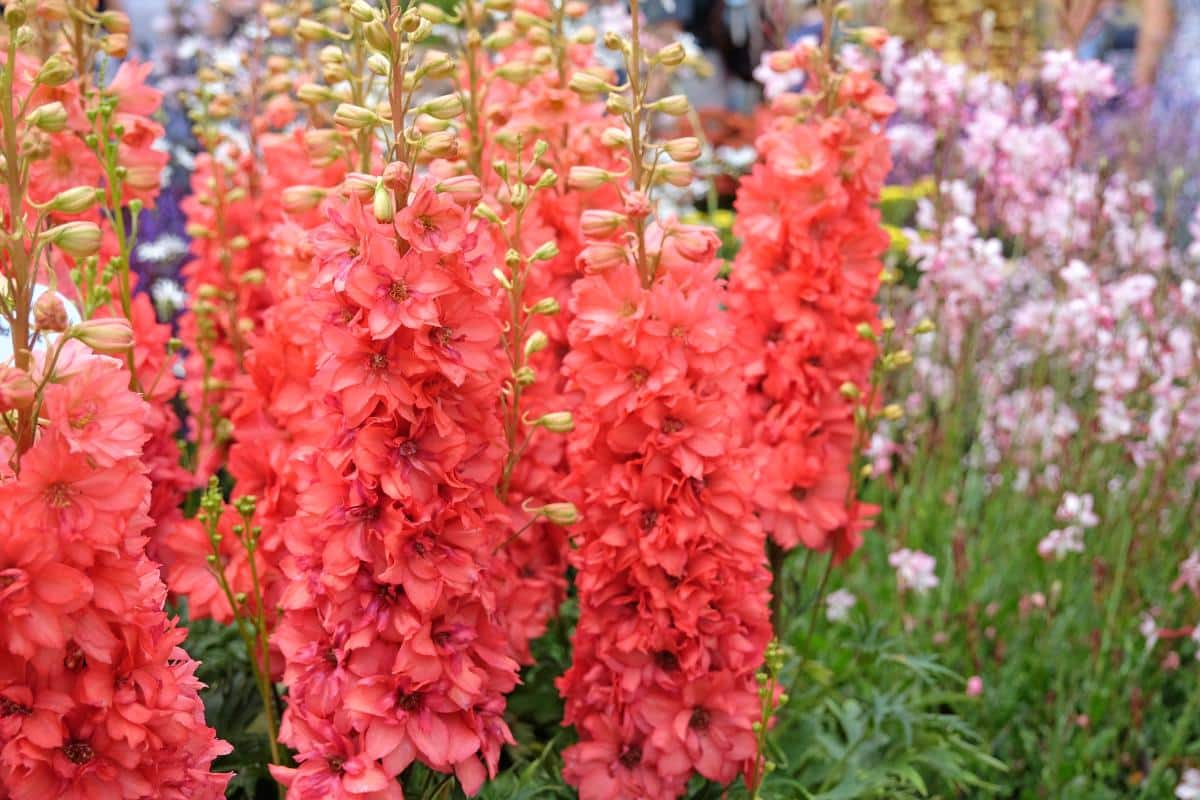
[
  {"x1": 1140, "y1": 611, "x2": 1159, "y2": 650},
  {"x1": 1176, "y1": 768, "x2": 1200, "y2": 799},
  {"x1": 824, "y1": 589, "x2": 856, "y2": 622},
  {"x1": 888, "y1": 549, "x2": 939, "y2": 595},
  {"x1": 1037, "y1": 527, "x2": 1085, "y2": 561},
  {"x1": 150, "y1": 278, "x2": 188, "y2": 318},
  {"x1": 714, "y1": 144, "x2": 758, "y2": 172},
  {"x1": 752, "y1": 48, "x2": 808, "y2": 100},
  {"x1": 137, "y1": 234, "x2": 189, "y2": 265},
  {"x1": 1056, "y1": 492, "x2": 1099, "y2": 528}
]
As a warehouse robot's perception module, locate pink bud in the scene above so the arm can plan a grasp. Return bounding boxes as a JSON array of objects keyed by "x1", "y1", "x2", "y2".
[
  {"x1": 382, "y1": 161, "x2": 412, "y2": 195},
  {"x1": 0, "y1": 366, "x2": 36, "y2": 413},
  {"x1": 568, "y1": 166, "x2": 613, "y2": 191},
  {"x1": 436, "y1": 175, "x2": 482, "y2": 204},
  {"x1": 578, "y1": 243, "x2": 628, "y2": 273},
  {"x1": 123, "y1": 164, "x2": 160, "y2": 192},
  {"x1": 580, "y1": 210, "x2": 626, "y2": 237},
  {"x1": 419, "y1": 130, "x2": 460, "y2": 159},
  {"x1": 622, "y1": 191, "x2": 651, "y2": 220},
  {"x1": 281, "y1": 185, "x2": 328, "y2": 213},
  {"x1": 34, "y1": 292, "x2": 68, "y2": 332},
  {"x1": 343, "y1": 173, "x2": 378, "y2": 200},
  {"x1": 71, "y1": 317, "x2": 135, "y2": 354},
  {"x1": 663, "y1": 136, "x2": 702, "y2": 163},
  {"x1": 767, "y1": 50, "x2": 797, "y2": 73},
  {"x1": 657, "y1": 163, "x2": 693, "y2": 188},
  {"x1": 966, "y1": 676, "x2": 983, "y2": 697},
  {"x1": 668, "y1": 224, "x2": 720, "y2": 262}
]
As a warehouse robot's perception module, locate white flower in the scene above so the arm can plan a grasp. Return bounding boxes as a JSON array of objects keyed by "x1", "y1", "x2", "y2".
[
  {"x1": 150, "y1": 278, "x2": 188, "y2": 318},
  {"x1": 824, "y1": 589, "x2": 856, "y2": 622},
  {"x1": 714, "y1": 144, "x2": 758, "y2": 172},
  {"x1": 752, "y1": 47, "x2": 809, "y2": 100},
  {"x1": 1140, "y1": 611, "x2": 1158, "y2": 650},
  {"x1": 1037, "y1": 527, "x2": 1085, "y2": 561},
  {"x1": 888, "y1": 549, "x2": 939, "y2": 594},
  {"x1": 137, "y1": 234, "x2": 189, "y2": 265},
  {"x1": 1055, "y1": 492, "x2": 1098, "y2": 528},
  {"x1": 1176, "y1": 768, "x2": 1200, "y2": 799}
]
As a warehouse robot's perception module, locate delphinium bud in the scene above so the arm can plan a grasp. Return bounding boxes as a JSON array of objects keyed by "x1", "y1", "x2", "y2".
[
  {"x1": 45, "y1": 186, "x2": 103, "y2": 215},
  {"x1": 539, "y1": 502, "x2": 580, "y2": 525},
  {"x1": 524, "y1": 330, "x2": 549, "y2": 356},
  {"x1": 650, "y1": 94, "x2": 690, "y2": 115},
  {"x1": 533, "y1": 411, "x2": 574, "y2": 432},
  {"x1": 568, "y1": 166, "x2": 614, "y2": 191},
  {"x1": 71, "y1": 318, "x2": 135, "y2": 354},
  {"x1": 663, "y1": 137, "x2": 702, "y2": 162},
  {"x1": 34, "y1": 292, "x2": 68, "y2": 332},
  {"x1": 528, "y1": 297, "x2": 560, "y2": 315},
  {"x1": 41, "y1": 221, "x2": 102, "y2": 257},
  {"x1": 27, "y1": 102, "x2": 68, "y2": 132},
  {"x1": 333, "y1": 103, "x2": 379, "y2": 129}
]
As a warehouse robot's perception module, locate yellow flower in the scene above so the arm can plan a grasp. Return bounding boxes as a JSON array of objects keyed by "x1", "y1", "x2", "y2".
[
  {"x1": 710, "y1": 209, "x2": 735, "y2": 230},
  {"x1": 884, "y1": 224, "x2": 910, "y2": 253}
]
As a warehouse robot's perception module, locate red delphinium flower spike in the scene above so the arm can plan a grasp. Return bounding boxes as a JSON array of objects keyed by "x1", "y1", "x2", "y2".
[
  {"x1": 270, "y1": 177, "x2": 519, "y2": 796},
  {"x1": 729, "y1": 40, "x2": 897, "y2": 561},
  {"x1": 557, "y1": 225, "x2": 774, "y2": 799},
  {"x1": 0, "y1": 344, "x2": 230, "y2": 800}
]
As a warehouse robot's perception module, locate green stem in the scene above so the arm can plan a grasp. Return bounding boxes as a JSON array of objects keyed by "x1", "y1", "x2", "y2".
[{"x1": 1140, "y1": 680, "x2": 1200, "y2": 797}]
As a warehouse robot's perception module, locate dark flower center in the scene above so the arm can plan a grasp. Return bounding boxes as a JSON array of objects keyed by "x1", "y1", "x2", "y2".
[
  {"x1": 45, "y1": 481, "x2": 72, "y2": 508},
  {"x1": 0, "y1": 696, "x2": 32, "y2": 717},
  {"x1": 349, "y1": 504, "x2": 379, "y2": 522},
  {"x1": 397, "y1": 691, "x2": 423, "y2": 712},
  {"x1": 618, "y1": 744, "x2": 642, "y2": 769},
  {"x1": 661, "y1": 417, "x2": 684, "y2": 434},
  {"x1": 629, "y1": 367, "x2": 648, "y2": 386},
  {"x1": 689, "y1": 708, "x2": 711, "y2": 731},
  {"x1": 369, "y1": 353, "x2": 388, "y2": 372},
  {"x1": 397, "y1": 441, "x2": 418, "y2": 458},
  {"x1": 389, "y1": 280, "x2": 409, "y2": 302},
  {"x1": 64, "y1": 643, "x2": 87, "y2": 672},
  {"x1": 328, "y1": 756, "x2": 344, "y2": 774},
  {"x1": 62, "y1": 741, "x2": 94, "y2": 765},
  {"x1": 640, "y1": 509, "x2": 658, "y2": 531},
  {"x1": 654, "y1": 650, "x2": 679, "y2": 672},
  {"x1": 789, "y1": 486, "x2": 808, "y2": 502},
  {"x1": 376, "y1": 582, "x2": 404, "y2": 603}
]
